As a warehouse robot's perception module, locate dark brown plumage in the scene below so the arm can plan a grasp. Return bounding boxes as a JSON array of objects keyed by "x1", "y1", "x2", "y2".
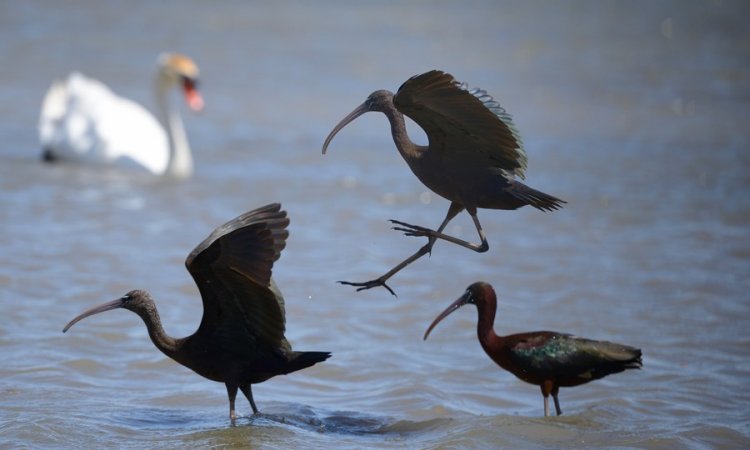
[
  {"x1": 424, "y1": 282, "x2": 642, "y2": 416},
  {"x1": 63, "y1": 203, "x2": 330, "y2": 419},
  {"x1": 323, "y1": 70, "x2": 564, "y2": 295}
]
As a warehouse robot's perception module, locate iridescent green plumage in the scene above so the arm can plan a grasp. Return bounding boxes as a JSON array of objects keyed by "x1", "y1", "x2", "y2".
[{"x1": 510, "y1": 332, "x2": 642, "y2": 382}]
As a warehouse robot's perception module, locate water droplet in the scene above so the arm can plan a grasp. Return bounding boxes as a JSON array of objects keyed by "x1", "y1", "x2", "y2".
[
  {"x1": 382, "y1": 192, "x2": 396, "y2": 205},
  {"x1": 660, "y1": 17, "x2": 673, "y2": 40},
  {"x1": 671, "y1": 98, "x2": 696, "y2": 116},
  {"x1": 341, "y1": 175, "x2": 357, "y2": 189}
]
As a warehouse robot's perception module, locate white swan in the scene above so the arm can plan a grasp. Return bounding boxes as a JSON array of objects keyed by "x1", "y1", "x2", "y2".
[{"x1": 38, "y1": 53, "x2": 203, "y2": 178}]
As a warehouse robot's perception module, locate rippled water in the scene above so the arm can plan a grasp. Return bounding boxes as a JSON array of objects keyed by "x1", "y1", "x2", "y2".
[{"x1": 2, "y1": 1, "x2": 749, "y2": 448}]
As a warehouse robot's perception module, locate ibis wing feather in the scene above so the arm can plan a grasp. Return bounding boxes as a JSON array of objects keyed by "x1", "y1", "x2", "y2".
[
  {"x1": 394, "y1": 70, "x2": 527, "y2": 179},
  {"x1": 213, "y1": 270, "x2": 288, "y2": 349},
  {"x1": 509, "y1": 333, "x2": 642, "y2": 380},
  {"x1": 185, "y1": 203, "x2": 289, "y2": 347}
]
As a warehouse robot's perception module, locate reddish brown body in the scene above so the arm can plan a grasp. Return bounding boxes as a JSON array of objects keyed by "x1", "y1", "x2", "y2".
[{"x1": 425, "y1": 282, "x2": 642, "y2": 416}]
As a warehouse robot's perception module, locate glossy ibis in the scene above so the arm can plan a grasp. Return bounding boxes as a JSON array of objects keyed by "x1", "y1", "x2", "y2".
[
  {"x1": 424, "y1": 282, "x2": 642, "y2": 416},
  {"x1": 39, "y1": 53, "x2": 203, "y2": 178},
  {"x1": 322, "y1": 70, "x2": 565, "y2": 295},
  {"x1": 63, "y1": 204, "x2": 330, "y2": 419}
]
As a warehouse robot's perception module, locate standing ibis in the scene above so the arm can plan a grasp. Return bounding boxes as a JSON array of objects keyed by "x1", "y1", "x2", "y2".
[
  {"x1": 39, "y1": 53, "x2": 203, "y2": 178},
  {"x1": 322, "y1": 70, "x2": 565, "y2": 295},
  {"x1": 63, "y1": 203, "x2": 330, "y2": 419},
  {"x1": 423, "y1": 282, "x2": 642, "y2": 416}
]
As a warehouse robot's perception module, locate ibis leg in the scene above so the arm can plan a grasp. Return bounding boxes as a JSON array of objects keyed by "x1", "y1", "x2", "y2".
[
  {"x1": 541, "y1": 381, "x2": 553, "y2": 417},
  {"x1": 226, "y1": 383, "x2": 239, "y2": 420},
  {"x1": 339, "y1": 203, "x2": 463, "y2": 295},
  {"x1": 552, "y1": 386, "x2": 562, "y2": 416},
  {"x1": 239, "y1": 384, "x2": 259, "y2": 414},
  {"x1": 392, "y1": 205, "x2": 489, "y2": 253}
]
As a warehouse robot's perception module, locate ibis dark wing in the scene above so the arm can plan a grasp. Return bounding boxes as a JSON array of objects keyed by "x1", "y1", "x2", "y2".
[
  {"x1": 185, "y1": 203, "x2": 290, "y2": 347},
  {"x1": 509, "y1": 333, "x2": 642, "y2": 379},
  {"x1": 394, "y1": 70, "x2": 527, "y2": 179}
]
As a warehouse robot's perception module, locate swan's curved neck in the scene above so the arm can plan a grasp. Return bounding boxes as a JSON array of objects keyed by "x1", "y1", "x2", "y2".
[{"x1": 155, "y1": 77, "x2": 193, "y2": 178}]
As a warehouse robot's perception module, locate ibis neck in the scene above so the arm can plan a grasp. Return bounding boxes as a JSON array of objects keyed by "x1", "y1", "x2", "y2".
[
  {"x1": 383, "y1": 105, "x2": 422, "y2": 160},
  {"x1": 133, "y1": 305, "x2": 181, "y2": 358},
  {"x1": 155, "y1": 77, "x2": 193, "y2": 178},
  {"x1": 475, "y1": 297, "x2": 501, "y2": 355}
]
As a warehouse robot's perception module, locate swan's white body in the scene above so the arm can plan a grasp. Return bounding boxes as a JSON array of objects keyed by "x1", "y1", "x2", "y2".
[{"x1": 38, "y1": 53, "x2": 202, "y2": 178}]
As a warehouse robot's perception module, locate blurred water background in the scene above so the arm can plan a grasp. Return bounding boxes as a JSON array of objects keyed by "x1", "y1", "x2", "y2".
[{"x1": 1, "y1": 1, "x2": 749, "y2": 448}]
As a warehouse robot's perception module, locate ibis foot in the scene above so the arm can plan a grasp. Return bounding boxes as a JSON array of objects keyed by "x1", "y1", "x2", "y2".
[
  {"x1": 338, "y1": 279, "x2": 397, "y2": 297},
  {"x1": 390, "y1": 219, "x2": 435, "y2": 239}
]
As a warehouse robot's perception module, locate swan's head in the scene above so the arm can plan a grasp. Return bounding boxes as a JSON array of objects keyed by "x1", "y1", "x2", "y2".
[{"x1": 157, "y1": 53, "x2": 204, "y2": 111}]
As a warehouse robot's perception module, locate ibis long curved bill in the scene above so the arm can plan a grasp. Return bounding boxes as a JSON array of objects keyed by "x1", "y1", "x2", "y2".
[
  {"x1": 423, "y1": 289, "x2": 471, "y2": 340},
  {"x1": 321, "y1": 102, "x2": 369, "y2": 154},
  {"x1": 62, "y1": 297, "x2": 126, "y2": 333}
]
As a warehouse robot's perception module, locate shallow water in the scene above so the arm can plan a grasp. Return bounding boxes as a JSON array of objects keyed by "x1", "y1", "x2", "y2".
[{"x1": 1, "y1": 1, "x2": 749, "y2": 448}]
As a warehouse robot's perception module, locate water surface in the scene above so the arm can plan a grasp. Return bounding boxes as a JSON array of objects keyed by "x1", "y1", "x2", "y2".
[{"x1": 1, "y1": 1, "x2": 749, "y2": 448}]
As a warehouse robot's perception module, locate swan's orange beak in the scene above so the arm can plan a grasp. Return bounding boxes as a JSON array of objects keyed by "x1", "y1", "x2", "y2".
[{"x1": 182, "y1": 78, "x2": 204, "y2": 112}]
